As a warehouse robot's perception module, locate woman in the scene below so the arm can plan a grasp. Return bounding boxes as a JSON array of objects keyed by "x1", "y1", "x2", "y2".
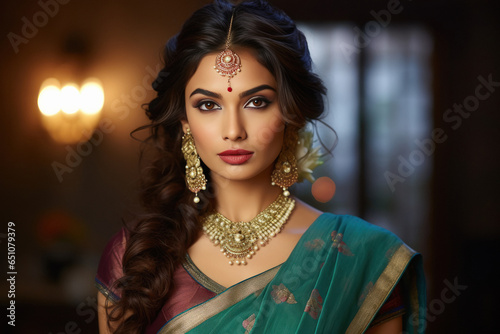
[{"x1": 96, "y1": 0, "x2": 426, "y2": 333}]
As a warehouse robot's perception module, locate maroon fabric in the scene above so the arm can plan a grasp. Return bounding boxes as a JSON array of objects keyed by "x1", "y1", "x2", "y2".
[
  {"x1": 378, "y1": 281, "x2": 403, "y2": 314},
  {"x1": 147, "y1": 266, "x2": 217, "y2": 333},
  {"x1": 96, "y1": 229, "x2": 128, "y2": 299},
  {"x1": 96, "y1": 229, "x2": 216, "y2": 333},
  {"x1": 370, "y1": 281, "x2": 405, "y2": 327}
]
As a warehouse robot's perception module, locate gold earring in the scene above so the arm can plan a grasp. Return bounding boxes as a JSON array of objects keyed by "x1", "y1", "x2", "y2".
[
  {"x1": 182, "y1": 129, "x2": 207, "y2": 203},
  {"x1": 271, "y1": 128, "x2": 298, "y2": 197}
]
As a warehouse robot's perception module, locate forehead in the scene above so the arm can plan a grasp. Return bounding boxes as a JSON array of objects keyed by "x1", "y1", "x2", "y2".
[{"x1": 186, "y1": 48, "x2": 277, "y2": 94}]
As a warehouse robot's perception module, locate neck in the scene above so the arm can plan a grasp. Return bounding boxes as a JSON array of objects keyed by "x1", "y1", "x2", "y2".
[{"x1": 210, "y1": 168, "x2": 282, "y2": 222}]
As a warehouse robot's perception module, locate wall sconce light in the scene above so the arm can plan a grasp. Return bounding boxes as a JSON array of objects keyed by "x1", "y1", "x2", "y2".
[{"x1": 38, "y1": 77, "x2": 104, "y2": 143}]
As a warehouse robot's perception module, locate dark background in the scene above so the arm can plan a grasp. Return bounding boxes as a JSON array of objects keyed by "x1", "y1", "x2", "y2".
[{"x1": 1, "y1": 0, "x2": 498, "y2": 333}]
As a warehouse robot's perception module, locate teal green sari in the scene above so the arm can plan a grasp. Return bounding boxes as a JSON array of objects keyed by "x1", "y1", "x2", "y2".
[{"x1": 159, "y1": 213, "x2": 426, "y2": 333}]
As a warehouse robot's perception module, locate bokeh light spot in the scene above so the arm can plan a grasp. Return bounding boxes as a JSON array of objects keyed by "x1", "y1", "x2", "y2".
[{"x1": 312, "y1": 176, "x2": 336, "y2": 203}]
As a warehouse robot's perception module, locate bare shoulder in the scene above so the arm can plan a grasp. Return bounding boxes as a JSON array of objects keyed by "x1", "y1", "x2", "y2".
[{"x1": 284, "y1": 197, "x2": 323, "y2": 235}]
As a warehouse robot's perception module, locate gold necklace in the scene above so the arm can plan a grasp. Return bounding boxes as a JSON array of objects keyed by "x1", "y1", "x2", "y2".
[{"x1": 202, "y1": 194, "x2": 295, "y2": 266}]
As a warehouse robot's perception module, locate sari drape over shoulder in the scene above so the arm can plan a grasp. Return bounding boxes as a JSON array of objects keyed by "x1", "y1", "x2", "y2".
[{"x1": 96, "y1": 213, "x2": 426, "y2": 334}]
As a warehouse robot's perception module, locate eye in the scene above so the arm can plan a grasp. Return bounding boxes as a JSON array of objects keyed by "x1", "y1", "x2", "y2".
[
  {"x1": 244, "y1": 97, "x2": 271, "y2": 109},
  {"x1": 195, "y1": 100, "x2": 221, "y2": 111}
]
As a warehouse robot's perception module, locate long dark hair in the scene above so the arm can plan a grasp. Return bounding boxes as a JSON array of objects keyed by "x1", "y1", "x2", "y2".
[{"x1": 107, "y1": 0, "x2": 327, "y2": 332}]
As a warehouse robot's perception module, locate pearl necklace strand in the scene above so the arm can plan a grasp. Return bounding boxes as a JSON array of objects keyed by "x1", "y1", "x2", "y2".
[{"x1": 202, "y1": 194, "x2": 295, "y2": 265}]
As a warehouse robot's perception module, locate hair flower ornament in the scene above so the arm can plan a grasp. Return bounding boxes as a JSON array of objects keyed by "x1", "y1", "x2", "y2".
[{"x1": 295, "y1": 129, "x2": 323, "y2": 183}]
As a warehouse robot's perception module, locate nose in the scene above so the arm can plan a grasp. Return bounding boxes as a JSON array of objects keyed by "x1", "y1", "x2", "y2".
[{"x1": 222, "y1": 108, "x2": 247, "y2": 141}]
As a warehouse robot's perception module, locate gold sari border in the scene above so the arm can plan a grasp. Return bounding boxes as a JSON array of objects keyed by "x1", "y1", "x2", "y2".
[
  {"x1": 95, "y1": 279, "x2": 119, "y2": 303},
  {"x1": 158, "y1": 265, "x2": 281, "y2": 334},
  {"x1": 183, "y1": 254, "x2": 226, "y2": 294},
  {"x1": 346, "y1": 244, "x2": 415, "y2": 334}
]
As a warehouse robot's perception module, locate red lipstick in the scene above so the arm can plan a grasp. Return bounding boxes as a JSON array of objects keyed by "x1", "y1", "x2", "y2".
[{"x1": 218, "y1": 149, "x2": 254, "y2": 165}]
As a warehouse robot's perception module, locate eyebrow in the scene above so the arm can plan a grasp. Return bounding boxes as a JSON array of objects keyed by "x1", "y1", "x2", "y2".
[
  {"x1": 189, "y1": 84, "x2": 276, "y2": 99},
  {"x1": 239, "y1": 84, "x2": 276, "y2": 98},
  {"x1": 189, "y1": 88, "x2": 222, "y2": 99}
]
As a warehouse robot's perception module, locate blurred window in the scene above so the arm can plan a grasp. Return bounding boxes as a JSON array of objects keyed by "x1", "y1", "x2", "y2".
[{"x1": 297, "y1": 23, "x2": 433, "y2": 250}]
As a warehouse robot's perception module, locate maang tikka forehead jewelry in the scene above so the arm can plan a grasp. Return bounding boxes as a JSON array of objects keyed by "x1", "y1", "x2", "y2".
[{"x1": 214, "y1": 11, "x2": 242, "y2": 92}]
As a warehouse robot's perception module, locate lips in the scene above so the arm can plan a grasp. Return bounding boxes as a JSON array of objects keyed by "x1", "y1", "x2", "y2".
[{"x1": 218, "y1": 149, "x2": 254, "y2": 165}]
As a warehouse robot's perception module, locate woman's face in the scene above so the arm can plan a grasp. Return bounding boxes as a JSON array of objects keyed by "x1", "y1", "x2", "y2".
[{"x1": 182, "y1": 48, "x2": 285, "y2": 184}]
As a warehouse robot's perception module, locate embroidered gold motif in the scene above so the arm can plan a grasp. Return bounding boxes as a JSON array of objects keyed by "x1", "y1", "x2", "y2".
[
  {"x1": 305, "y1": 238, "x2": 325, "y2": 250},
  {"x1": 271, "y1": 283, "x2": 298, "y2": 304},
  {"x1": 331, "y1": 231, "x2": 354, "y2": 256},
  {"x1": 242, "y1": 313, "x2": 256, "y2": 334},
  {"x1": 305, "y1": 289, "x2": 323, "y2": 320}
]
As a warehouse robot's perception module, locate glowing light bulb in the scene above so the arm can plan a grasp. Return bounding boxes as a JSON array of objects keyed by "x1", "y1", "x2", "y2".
[
  {"x1": 80, "y1": 79, "x2": 104, "y2": 115},
  {"x1": 38, "y1": 77, "x2": 105, "y2": 143},
  {"x1": 38, "y1": 78, "x2": 61, "y2": 116},
  {"x1": 60, "y1": 84, "x2": 80, "y2": 114}
]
